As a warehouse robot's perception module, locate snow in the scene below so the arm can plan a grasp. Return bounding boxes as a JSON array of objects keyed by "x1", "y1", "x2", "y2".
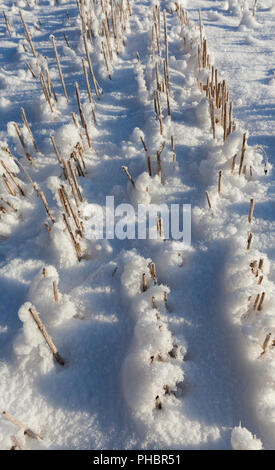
[
  {"x1": 0, "y1": 0, "x2": 274, "y2": 451},
  {"x1": 231, "y1": 425, "x2": 263, "y2": 450}
]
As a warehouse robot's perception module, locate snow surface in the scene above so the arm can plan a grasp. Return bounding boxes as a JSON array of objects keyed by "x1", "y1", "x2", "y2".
[{"x1": 0, "y1": 0, "x2": 274, "y2": 450}]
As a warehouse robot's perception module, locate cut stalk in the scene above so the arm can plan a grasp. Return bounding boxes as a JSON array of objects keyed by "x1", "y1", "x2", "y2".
[
  {"x1": 39, "y1": 191, "x2": 55, "y2": 223},
  {"x1": 28, "y1": 307, "x2": 65, "y2": 365},
  {"x1": 205, "y1": 191, "x2": 212, "y2": 209},
  {"x1": 122, "y1": 166, "x2": 135, "y2": 188},
  {"x1": 1, "y1": 411, "x2": 42, "y2": 441},
  {"x1": 19, "y1": 10, "x2": 37, "y2": 58},
  {"x1": 0, "y1": 161, "x2": 25, "y2": 196},
  {"x1": 50, "y1": 35, "x2": 68, "y2": 102},
  {"x1": 63, "y1": 213, "x2": 82, "y2": 261},
  {"x1": 21, "y1": 107, "x2": 38, "y2": 152},
  {"x1": 50, "y1": 136, "x2": 62, "y2": 165},
  {"x1": 248, "y1": 199, "x2": 254, "y2": 224},
  {"x1": 239, "y1": 133, "x2": 247, "y2": 175}
]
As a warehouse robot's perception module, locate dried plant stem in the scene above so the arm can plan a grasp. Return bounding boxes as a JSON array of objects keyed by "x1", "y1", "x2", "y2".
[
  {"x1": 63, "y1": 213, "x2": 82, "y2": 261},
  {"x1": 1, "y1": 197, "x2": 16, "y2": 212},
  {"x1": 25, "y1": 61, "x2": 36, "y2": 78},
  {"x1": 198, "y1": 8, "x2": 203, "y2": 48},
  {"x1": 68, "y1": 160, "x2": 83, "y2": 203},
  {"x1": 62, "y1": 159, "x2": 79, "y2": 207},
  {"x1": 218, "y1": 170, "x2": 222, "y2": 195},
  {"x1": 147, "y1": 156, "x2": 152, "y2": 177},
  {"x1": 253, "y1": 294, "x2": 260, "y2": 310},
  {"x1": 53, "y1": 281, "x2": 59, "y2": 302},
  {"x1": 163, "y1": 10, "x2": 169, "y2": 89},
  {"x1": 58, "y1": 187, "x2": 70, "y2": 216},
  {"x1": 205, "y1": 191, "x2": 212, "y2": 209},
  {"x1": 223, "y1": 101, "x2": 227, "y2": 141},
  {"x1": 101, "y1": 40, "x2": 112, "y2": 80},
  {"x1": 29, "y1": 307, "x2": 65, "y2": 365},
  {"x1": 149, "y1": 262, "x2": 157, "y2": 281},
  {"x1": 61, "y1": 185, "x2": 82, "y2": 234},
  {"x1": 1, "y1": 411, "x2": 42, "y2": 441},
  {"x1": 239, "y1": 132, "x2": 247, "y2": 175},
  {"x1": 45, "y1": 65, "x2": 58, "y2": 102},
  {"x1": 75, "y1": 82, "x2": 92, "y2": 149},
  {"x1": 13, "y1": 122, "x2": 34, "y2": 163},
  {"x1": 12, "y1": 155, "x2": 37, "y2": 191},
  {"x1": 210, "y1": 99, "x2": 216, "y2": 139},
  {"x1": 231, "y1": 153, "x2": 237, "y2": 175},
  {"x1": 140, "y1": 136, "x2": 148, "y2": 152},
  {"x1": 2, "y1": 173, "x2": 15, "y2": 196},
  {"x1": 122, "y1": 166, "x2": 135, "y2": 188},
  {"x1": 11, "y1": 436, "x2": 28, "y2": 451},
  {"x1": 19, "y1": 10, "x2": 37, "y2": 58},
  {"x1": 247, "y1": 232, "x2": 253, "y2": 250},
  {"x1": 21, "y1": 107, "x2": 38, "y2": 152},
  {"x1": 0, "y1": 161, "x2": 25, "y2": 196},
  {"x1": 3, "y1": 11, "x2": 12, "y2": 36},
  {"x1": 40, "y1": 72, "x2": 53, "y2": 113},
  {"x1": 50, "y1": 136, "x2": 62, "y2": 165},
  {"x1": 50, "y1": 35, "x2": 68, "y2": 102},
  {"x1": 142, "y1": 273, "x2": 147, "y2": 292},
  {"x1": 171, "y1": 135, "x2": 175, "y2": 152},
  {"x1": 248, "y1": 198, "x2": 254, "y2": 224},
  {"x1": 39, "y1": 191, "x2": 55, "y2": 223},
  {"x1": 257, "y1": 292, "x2": 265, "y2": 312},
  {"x1": 82, "y1": 31, "x2": 100, "y2": 97},
  {"x1": 82, "y1": 59, "x2": 96, "y2": 123},
  {"x1": 260, "y1": 332, "x2": 271, "y2": 356}
]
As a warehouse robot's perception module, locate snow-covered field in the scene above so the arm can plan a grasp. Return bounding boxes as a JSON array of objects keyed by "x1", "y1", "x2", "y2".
[{"x1": 0, "y1": 0, "x2": 274, "y2": 450}]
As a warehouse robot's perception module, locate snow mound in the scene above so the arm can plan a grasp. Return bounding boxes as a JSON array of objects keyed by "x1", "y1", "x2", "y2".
[{"x1": 231, "y1": 426, "x2": 263, "y2": 450}]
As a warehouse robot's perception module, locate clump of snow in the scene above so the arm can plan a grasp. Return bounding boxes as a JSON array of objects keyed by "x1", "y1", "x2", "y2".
[
  {"x1": 27, "y1": 265, "x2": 77, "y2": 326},
  {"x1": 226, "y1": 0, "x2": 242, "y2": 17},
  {"x1": 120, "y1": 251, "x2": 186, "y2": 424},
  {"x1": 14, "y1": 302, "x2": 54, "y2": 374},
  {"x1": 55, "y1": 123, "x2": 80, "y2": 157},
  {"x1": 239, "y1": 9, "x2": 259, "y2": 31},
  {"x1": 231, "y1": 426, "x2": 263, "y2": 450}
]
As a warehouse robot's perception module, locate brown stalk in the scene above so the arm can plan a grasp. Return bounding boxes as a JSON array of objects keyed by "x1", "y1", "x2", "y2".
[
  {"x1": 25, "y1": 61, "x2": 36, "y2": 78},
  {"x1": 50, "y1": 136, "x2": 62, "y2": 165},
  {"x1": 231, "y1": 154, "x2": 237, "y2": 175},
  {"x1": 40, "y1": 72, "x2": 54, "y2": 113},
  {"x1": 19, "y1": 10, "x2": 37, "y2": 58},
  {"x1": 82, "y1": 59, "x2": 96, "y2": 123},
  {"x1": 0, "y1": 161, "x2": 24, "y2": 196},
  {"x1": 29, "y1": 307, "x2": 65, "y2": 365},
  {"x1": 1, "y1": 411, "x2": 42, "y2": 441},
  {"x1": 39, "y1": 191, "x2": 55, "y2": 223},
  {"x1": 257, "y1": 292, "x2": 265, "y2": 312},
  {"x1": 82, "y1": 29, "x2": 100, "y2": 97},
  {"x1": 239, "y1": 133, "x2": 247, "y2": 175},
  {"x1": 68, "y1": 159, "x2": 83, "y2": 202},
  {"x1": 205, "y1": 191, "x2": 212, "y2": 209},
  {"x1": 21, "y1": 107, "x2": 38, "y2": 152},
  {"x1": 63, "y1": 213, "x2": 82, "y2": 261},
  {"x1": 53, "y1": 281, "x2": 59, "y2": 302},
  {"x1": 247, "y1": 232, "x2": 253, "y2": 250},
  {"x1": 122, "y1": 166, "x2": 135, "y2": 188},
  {"x1": 2, "y1": 173, "x2": 15, "y2": 196},
  {"x1": 248, "y1": 199, "x2": 254, "y2": 224},
  {"x1": 50, "y1": 35, "x2": 68, "y2": 102},
  {"x1": 218, "y1": 170, "x2": 222, "y2": 195}
]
